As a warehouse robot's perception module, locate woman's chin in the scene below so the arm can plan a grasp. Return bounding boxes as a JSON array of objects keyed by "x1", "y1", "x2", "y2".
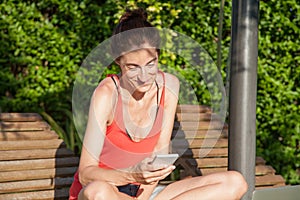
[{"x1": 135, "y1": 84, "x2": 152, "y2": 93}]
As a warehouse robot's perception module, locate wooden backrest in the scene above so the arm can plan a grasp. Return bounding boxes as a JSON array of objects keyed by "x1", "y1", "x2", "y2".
[
  {"x1": 0, "y1": 113, "x2": 79, "y2": 199},
  {"x1": 171, "y1": 105, "x2": 286, "y2": 189}
]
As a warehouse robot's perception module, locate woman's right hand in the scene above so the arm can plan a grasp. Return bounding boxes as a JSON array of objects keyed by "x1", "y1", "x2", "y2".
[{"x1": 128, "y1": 157, "x2": 176, "y2": 184}]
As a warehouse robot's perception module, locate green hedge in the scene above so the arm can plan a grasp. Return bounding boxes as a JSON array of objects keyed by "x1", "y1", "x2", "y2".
[
  {"x1": 0, "y1": 0, "x2": 117, "y2": 151},
  {"x1": 256, "y1": 0, "x2": 300, "y2": 185},
  {"x1": 0, "y1": 0, "x2": 299, "y2": 184}
]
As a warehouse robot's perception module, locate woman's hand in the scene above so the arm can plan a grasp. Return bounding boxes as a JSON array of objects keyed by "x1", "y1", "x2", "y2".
[{"x1": 128, "y1": 157, "x2": 176, "y2": 184}]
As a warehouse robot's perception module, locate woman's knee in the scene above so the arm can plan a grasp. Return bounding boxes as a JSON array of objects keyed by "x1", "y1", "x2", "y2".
[
  {"x1": 226, "y1": 171, "x2": 248, "y2": 198},
  {"x1": 83, "y1": 181, "x2": 114, "y2": 200}
]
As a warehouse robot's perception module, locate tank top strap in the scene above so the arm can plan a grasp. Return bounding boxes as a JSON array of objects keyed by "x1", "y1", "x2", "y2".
[
  {"x1": 146, "y1": 71, "x2": 165, "y2": 137},
  {"x1": 106, "y1": 74, "x2": 125, "y2": 131},
  {"x1": 107, "y1": 74, "x2": 120, "y2": 91},
  {"x1": 158, "y1": 71, "x2": 165, "y2": 107}
]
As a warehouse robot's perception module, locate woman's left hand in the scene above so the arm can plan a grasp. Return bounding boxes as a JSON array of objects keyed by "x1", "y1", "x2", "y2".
[{"x1": 128, "y1": 157, "x2": 176, "y2": 184}]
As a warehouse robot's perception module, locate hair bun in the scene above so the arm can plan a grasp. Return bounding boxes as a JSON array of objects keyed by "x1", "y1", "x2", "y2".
[
  {"x1": 111, "y1": 7, "x2": 160, "y2": 58},
  {"x1": 119, "y1": 8, "x2": 148, "y2": 23}
]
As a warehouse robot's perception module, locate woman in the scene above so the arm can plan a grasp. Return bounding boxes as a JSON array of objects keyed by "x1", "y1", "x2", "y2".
[{"x1": 69, "y1": 8, "x2": 248, "y2": 200}]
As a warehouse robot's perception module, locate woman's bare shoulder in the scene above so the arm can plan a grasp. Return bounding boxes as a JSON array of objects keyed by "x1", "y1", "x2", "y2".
[
  {"x1": 94, "y1": 76, "x2": 117, "y2": 96},
  {"x1": 92, "y1": 76, "x2": 118, "y2": 110},
  {"x1": 164, "y1": 72, "x2": 179, "y2": 83},
  {"x1": 162, "y1": 72, "x2": 180, "y2": 95}
]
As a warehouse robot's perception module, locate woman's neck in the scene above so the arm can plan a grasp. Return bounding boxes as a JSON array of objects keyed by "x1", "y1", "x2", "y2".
[{"x1": 132, "y1": 90, "x2": 146, "y2": 101}]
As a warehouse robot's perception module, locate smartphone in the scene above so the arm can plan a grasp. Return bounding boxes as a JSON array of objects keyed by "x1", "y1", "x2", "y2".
[{"x1": 150, "y1": 154, "x2": 179, "y2": 166}]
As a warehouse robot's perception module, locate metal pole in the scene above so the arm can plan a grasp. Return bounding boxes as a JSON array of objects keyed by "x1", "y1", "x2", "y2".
[{"x1": 229, "y1": 0, "x2": 259, "y2": 200}]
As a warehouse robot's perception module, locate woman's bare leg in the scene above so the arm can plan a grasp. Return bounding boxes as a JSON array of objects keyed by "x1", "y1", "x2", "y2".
[
  {"x1": 78, "y1": 181, "x2": 134, "y2": 200},
  {"x1": 154, "y1": 171, "x2": 248, "y2": 200}
]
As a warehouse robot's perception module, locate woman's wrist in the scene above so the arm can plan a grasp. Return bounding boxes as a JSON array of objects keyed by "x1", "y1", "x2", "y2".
[{"x1": 124, "y1": 166, "x2": 136, "y2": 183}]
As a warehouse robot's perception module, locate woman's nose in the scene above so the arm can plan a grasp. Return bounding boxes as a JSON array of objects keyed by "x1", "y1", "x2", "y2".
[{"x1": 138, "y1": 67, "x2": 148, "y2": 82}]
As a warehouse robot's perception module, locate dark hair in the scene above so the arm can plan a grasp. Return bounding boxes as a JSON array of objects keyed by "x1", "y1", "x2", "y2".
[
  {"x1": 113, "y1": 8, "x2": 152, "y2": 34},
  {"x1": 110, "y1": 8, "x2": 160, "y2": 59}
]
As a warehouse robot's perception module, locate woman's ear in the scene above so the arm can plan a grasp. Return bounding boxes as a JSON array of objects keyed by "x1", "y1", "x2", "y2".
[
  {"x1": 156, "y1": 49, "x2": 160, "y2": 57},
  {"x1": 115, "y1": 57, "x2": 121, "y2": 66}
]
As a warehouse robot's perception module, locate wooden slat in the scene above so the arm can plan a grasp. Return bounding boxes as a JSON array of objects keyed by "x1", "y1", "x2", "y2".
[
  {"x1": 0, "y1": 177, "x2": 73, "y2": 194},
  {"x1": 0, "y1": 113, "x2": 43, "y2": 122},
  {"x1": 186, "y1": 129, "x2": 228, "y2": 139},
  {"x1": 255, "y1": 165, "x2": 276, "y2": 176},
  {"x1": 0, "y1": 167, "x2": 77, "y2": 182},
  {"x1": 192, "y1": 157, "x2": 228, "y2": 168},
  {"x1": 0, "y1": 148, "x2": 76, "y2": 161},
  {"x1": 0, "y1": 188, "x2": 70, "y2": 200},
  {"x1": 0, "y1": 139, "x2": 65, "y2": 150},
  {"x1": 175, "y1": 113, "x2": 221, "y2": 122},
  {"x1": 0, "y1": 130, "x2": 59, "y2": 141},
  {"x1": 255, "y1": 174, "x2": 286, "y2": 186},
  {"x1": 187, "y1": 157, "x2": 271, "y2": 169},
  {"x1": 255, "y1": 183, "x2": 286, "y2": 190},
  {"x1": 0, "y1": 121, "x2": 50, "y2": 131},
  {"x1": 176, "y1": 105, "x2": 212, "y2": 113},
  {"x1": 196, "y1": 166, "x2": 277, "y2": 176},
  {"x1": 178, "y1": 148, "x2": 228, "y2": 158},
  {"x1": 0, "y1": 157, "x2": 79, "y2": 172},
  {"x1": 172, "y1": 138, "x2": 228, "y2": 149},
  {"x1": 173, "y1": 121, "x2": 225, "y2": 130},
  {"x1": 172, "y1": 129, "x2": 228, "y2": 139},
  {"x1": 200, "y1": 167, "x2": 227, "y2": 175}
]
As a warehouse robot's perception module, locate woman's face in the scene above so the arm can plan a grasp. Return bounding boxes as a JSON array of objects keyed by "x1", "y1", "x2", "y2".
[{"x1": 118, "y1": 48, "x2": 158, "y2": 94}]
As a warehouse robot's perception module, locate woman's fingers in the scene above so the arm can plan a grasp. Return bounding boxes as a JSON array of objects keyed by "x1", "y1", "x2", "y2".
[
  {"x1": 130, "y1": 157, "x2": 176, "y2": 184},
  {"x1": 138, "y1": 165, "x2": 176, "y2": 184},
  {"x1": 151, "y1": 165, "x2": 175, "y2": 177}
]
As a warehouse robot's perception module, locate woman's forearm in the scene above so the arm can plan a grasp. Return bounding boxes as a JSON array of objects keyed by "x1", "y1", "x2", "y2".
[{"x1": 79, "y1": 165, "x2": 134, "y2": 187}]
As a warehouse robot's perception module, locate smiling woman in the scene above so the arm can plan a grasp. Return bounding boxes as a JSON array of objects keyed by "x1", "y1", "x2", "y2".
[{"x1": 69, "y1": 8, "x2": 248, "y2": 200}]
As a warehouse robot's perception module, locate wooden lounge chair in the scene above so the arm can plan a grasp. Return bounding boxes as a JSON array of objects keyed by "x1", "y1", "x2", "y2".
[{"x1": 0, "y1": 106, "x2": 286, "y2": 199}]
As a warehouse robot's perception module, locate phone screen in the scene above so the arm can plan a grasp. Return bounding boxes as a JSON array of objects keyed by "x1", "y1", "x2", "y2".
[{"x1": 150, "y1": 154, "x2": 179, "y2": 166}]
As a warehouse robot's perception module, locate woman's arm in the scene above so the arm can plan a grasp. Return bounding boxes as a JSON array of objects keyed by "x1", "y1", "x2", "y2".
[
  {"x1": 155, "y1": 72, "x2": 180, "y2": 153},
  {"x1": 78, "y1": 78, "x2": 134, "y2": 187}
]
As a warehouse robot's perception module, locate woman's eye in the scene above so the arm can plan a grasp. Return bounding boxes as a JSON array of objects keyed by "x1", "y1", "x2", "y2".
[
  {"x1": 147, "y1": 62, "x2": 155, "y2": 67},
  {"x1": 127, "y1": 65, "x2": 138, "y2": 71}
]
